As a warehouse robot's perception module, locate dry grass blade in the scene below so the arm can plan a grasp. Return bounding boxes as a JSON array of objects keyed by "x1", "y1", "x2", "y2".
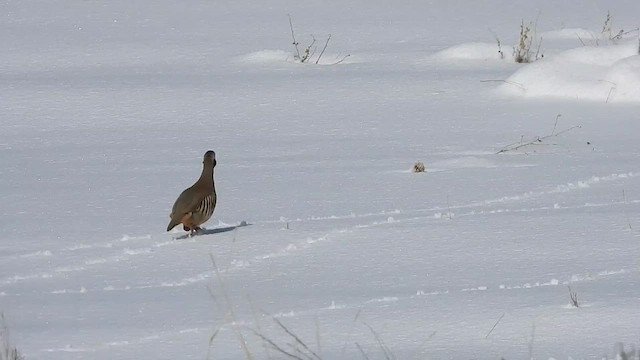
[
  {"x1": 209, "y1": 254, "x2": 254, "y2": 360},
  {"x1": 250, "y1": 328, "x2": 305, "y2": 360},
  {"x1": 273, "y1": 317, "x2": 322, "y2": 360},
  {"x1": 568, "y1": 286, "x2": 579, "y2": 308},
  {"x1": 355, "y1": 342, "x2": 371, "y2": 360},
  {"x1": 205, "y1": 327, "x2": 221, "y2": 360},
  {"x1": 497, "y1": 114, "x2": 582, "y2": 154},
  {"x1": 622, "y1": 189, "x2": 633, "y2": 230},
  {"x1": 363, "y1": 322, "x2": 396, "y2": 360},
  {"x1": 287, "y1": 14, "x2": 301, "y2": 59},
  {"x1": 485, "y1": 313, "x2": 505, "y2": 339},
  {"x1": 0, "y1": 313, "x2": 23, "y2": 360},
  {"x1": 339, "y1": 308, "x2": 363, "y2": 357},
  {"x1": 316, "y1": 34, "x2": 332, "y2": 64}
]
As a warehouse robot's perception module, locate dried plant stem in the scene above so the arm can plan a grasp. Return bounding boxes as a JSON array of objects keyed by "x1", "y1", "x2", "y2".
[
  {"x1": 251, "y1": 329, "x2": 305, "y2": 360},
  {"x1": 287, "y1": 14, "x2": 301, "y2": 60},
  {"x1": 316, "y1": 34, "x2": 332, "y2": 64},
  {"x1": 356, "y1": 342, "x2": 371, "y2": 360},
  {"x1": 622, "y1": 189, "x2": 633, "y2": 230},
  {"x1": 273, "y1": 318, "x2": 322, "y2": 360},
  {"x1": 497, "y1": 114, "x2": 581, "y2": 154},
  {"x1": 568, "y1": 286, "x2": 579, "y2": 308},
  {"x1": 210, "y1": 254, "x2": 254, "y2": 360},
  {"x1": 363, "y1": 322, "x2": 396, "y2": 360},
  {"x1": 485, "y1": 313, "x2": 506, "y2": 339}
]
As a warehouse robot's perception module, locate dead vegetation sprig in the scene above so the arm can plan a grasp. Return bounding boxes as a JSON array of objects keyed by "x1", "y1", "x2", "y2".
[
  {"x1": 287, "y1": 14, "x2": 350, "y2": 65},
  {"x1": 496, "y1": 114, "x2": 582, "y2": 154},
  {"x1": 362, "y1": 322, "x2": 396, "y2": 360},
  {"x1": 488, "y1": 28, "x2": 505, "y2": 59},
  {"x1": 568, "y1": 286, "x2": 579, "y2": 308},
  {"x1": 580, "y1": 11, "x2": 639, "y2": 46},
  {"x1": 622, "y1": 189, "x2": 633, "y2": 230},
  {"x1": 207, "y1": 254, "x2": 254, "y2": 360},
  {"x1": 250, "y1": 316, "x2": 321, "y2": 360},
  {"x1": 513, "y1": 19, "x2": 543, "y2": 63},
  {"x1": 0, "y1": 314, "x2": 23, "y2": 360},
  {"x1": 485, "y1": 312, "x2": 505, "y2": 339}
]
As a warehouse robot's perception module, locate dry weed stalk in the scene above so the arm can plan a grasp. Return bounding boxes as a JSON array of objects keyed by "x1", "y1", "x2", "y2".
[
  {"x1": 0, "y1": 314, "x2": 23, "y2": 360},
  {"x1": 568, "y1": 286, "x2": 579, "y2": 308},
  {"x1": 287, "y1": 14, "x2": 349, "y2": 65},
  {"x1": 496, "y1": 114, "x2": 582, "y2": 154}
]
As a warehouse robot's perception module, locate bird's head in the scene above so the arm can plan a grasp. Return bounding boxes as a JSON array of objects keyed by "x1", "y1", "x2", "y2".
[{"x1": 203, "y1": 150, "x2": 216, "y2": 167}]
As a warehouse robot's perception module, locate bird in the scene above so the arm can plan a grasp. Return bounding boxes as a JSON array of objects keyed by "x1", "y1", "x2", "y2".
[{"x1": 167, "y1": 150, "x2": 217, "y2": 234}]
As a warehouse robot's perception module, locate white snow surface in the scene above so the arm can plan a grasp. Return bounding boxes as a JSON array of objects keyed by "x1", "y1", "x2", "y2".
[{"x1": 2, "y1": 1, "x2": 640, "y2": 359}]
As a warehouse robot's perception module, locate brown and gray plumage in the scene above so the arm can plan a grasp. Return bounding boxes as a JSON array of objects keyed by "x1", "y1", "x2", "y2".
[{"x1": 167, "y1": 150, "x2": 217, "y2": 234}]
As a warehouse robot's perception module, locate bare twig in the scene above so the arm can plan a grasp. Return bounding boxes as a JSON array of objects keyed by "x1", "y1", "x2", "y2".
[
  {"x1": 606, "y1": 86, "x2": 616, "y2": 103},
  {"x1": 287, "y1": 14, "x2": 301, "y2": 60},
  {"x1": 534, "y1": 35, "x2": 543, "y2": 60},
  {"x1": 332, "y1": 54, "x2": 351, "y2": 65},
  {"x1": 316, "y1": 34, "x2": 332, "y2": 64},
  {"x1": 480, "y1": 79, "x2": 526, "y2": 90},
  {"x1": 568, "y1": 286, "x2": 579, "y2": 308},
  {"x1": 488, "y1": 27, "x2": 505, "y2": 59},
  {"x1": 485, "y1": 313, "x2": 506, "y2": 339},
  {"x1": 286, "y1": 16, "x2": 347, "y2": 65},
  {"x1": 551, "y1": 114, "x2": 561, "y2": 135},
  {"x1": 497, "y1": 114, "x2": 582, "y2": 154},
  {"x1": 300, "y1": 35, "x2": 317, "y2": 63},
  {"x1": 601, "y1": 11, "x2": 612, "y2": 39}
]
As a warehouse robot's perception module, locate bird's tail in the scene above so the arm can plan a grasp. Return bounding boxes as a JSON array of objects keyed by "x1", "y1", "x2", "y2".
[{"x1": 167, "y1": 218, "x2": 181, "y2": 232}]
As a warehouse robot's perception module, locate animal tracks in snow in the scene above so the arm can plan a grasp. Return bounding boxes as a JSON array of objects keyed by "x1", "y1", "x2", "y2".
[
  {"x1": 248, "y1": 268, "x2": 630, "y2": 323},
  {"x1": 0, "y1": 172, "x2": 636, "y2": 295}
]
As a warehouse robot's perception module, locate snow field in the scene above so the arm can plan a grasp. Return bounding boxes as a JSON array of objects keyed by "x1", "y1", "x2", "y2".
[{"x1": 2, "y1": 0, "x2": 640, "y2": 359}]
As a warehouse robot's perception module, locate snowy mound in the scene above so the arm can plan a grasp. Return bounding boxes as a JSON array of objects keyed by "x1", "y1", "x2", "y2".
[
  {"x1": 431, "y1": 42, "x2": 506, "y2": 61},
  {"x1": 498, "y1": 42, "x2": 640, "y2": 102}
]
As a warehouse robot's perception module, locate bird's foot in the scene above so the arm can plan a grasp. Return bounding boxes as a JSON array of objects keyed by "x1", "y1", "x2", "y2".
[{"x1": 186, "y1": 227, "x2": 204, "y2": 236}]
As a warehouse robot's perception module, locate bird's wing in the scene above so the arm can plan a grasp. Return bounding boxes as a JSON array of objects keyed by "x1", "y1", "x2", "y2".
[{"x1": 170, "y1": 187, "x2": 208, "y2": 219}]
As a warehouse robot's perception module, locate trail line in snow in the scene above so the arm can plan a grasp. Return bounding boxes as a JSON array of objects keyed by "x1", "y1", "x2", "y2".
[
  {"x1": 0, "y1": 172, "x2": 636, "y2": 291},
  {"x1": 254, "y1": 171, "x2": 638, "y2": 225},
  {"x1": 1, "y1": 196, "x2": 638, "y2": 291},
  {"x1": 42, "y1": 267, "x2": 630, "y2": 354}
]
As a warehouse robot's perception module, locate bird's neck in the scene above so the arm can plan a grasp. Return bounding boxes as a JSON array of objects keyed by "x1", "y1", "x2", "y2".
[{"x1": 198, "y1": 163, "x2": 215, "y2": 190}]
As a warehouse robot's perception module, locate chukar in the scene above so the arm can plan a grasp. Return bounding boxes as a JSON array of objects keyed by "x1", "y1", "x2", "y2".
[{"x1": 167, "y1": 150, "x2": 217, "y2": 234}]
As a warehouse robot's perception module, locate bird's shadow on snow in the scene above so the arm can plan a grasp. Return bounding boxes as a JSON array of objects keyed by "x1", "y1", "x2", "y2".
[{"x1": 174, "y1": 221, "x2": 251, "y2": 240}]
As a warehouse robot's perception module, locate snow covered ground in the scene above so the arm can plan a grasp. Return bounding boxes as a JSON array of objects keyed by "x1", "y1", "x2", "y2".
[{"x1": 2, "y1": 1, "x2": 640, "y2": 359}]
